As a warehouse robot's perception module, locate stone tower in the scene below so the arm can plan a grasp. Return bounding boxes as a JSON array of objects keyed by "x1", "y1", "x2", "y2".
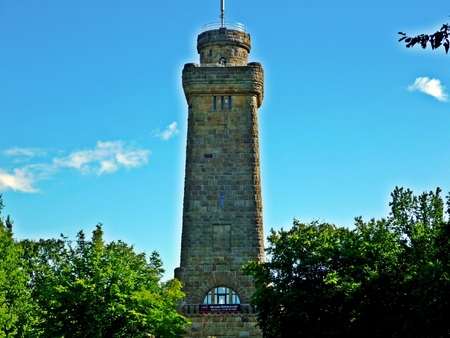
[{"x1": 175, "y1": 8, "x2": 264, "y2": 337}]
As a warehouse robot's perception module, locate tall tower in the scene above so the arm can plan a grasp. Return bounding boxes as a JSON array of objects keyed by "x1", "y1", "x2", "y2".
[{"x1": 175, "y1": 4, "x2": 264, "y2": 337}]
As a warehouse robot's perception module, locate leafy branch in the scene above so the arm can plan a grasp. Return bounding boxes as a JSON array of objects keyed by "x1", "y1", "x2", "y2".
[{"x1": 398, "y1": 23, "x2": 450, "y2": 54}]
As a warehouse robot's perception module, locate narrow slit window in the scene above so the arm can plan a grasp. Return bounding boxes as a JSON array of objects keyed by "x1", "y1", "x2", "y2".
[
  {"x1": 221, "y1": 96, "x2": 225, "y2": 110},
  {"x1": 213, "y1": 96, "x2": 217, "y2": 110},
  {"x1": 209, "y1": 49, "x2": 213, "y2": 57},
  {"x1": 220, "y1": 193, "x2": 224, "y2": 207},
  {"x1": 228, "y1": 96, "x2": 232, "y2": 110}
]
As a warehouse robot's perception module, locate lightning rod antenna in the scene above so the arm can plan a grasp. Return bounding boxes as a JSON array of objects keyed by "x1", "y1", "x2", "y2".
[{"x1": 220, "y1": 0, "x2": 225, "y2": 27}]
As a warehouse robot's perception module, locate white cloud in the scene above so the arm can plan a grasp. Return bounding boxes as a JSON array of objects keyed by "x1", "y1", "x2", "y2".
[
  {"x1": 0, "y1": 168, "x2": 38, "y2": 193},
  {"x1": 53, "y1": 141, "x2": 151, "y2": 176},
  {"x1": 3, "y1": 147, "x2": 47, "y2": 157},
  {"x1": 154, "y1": 122, "x2": 180, "y2": 141},
  {"x1": 0, "y1": 141, "x2": 151, "y2": 193},
  {"x1": 0, "y1": 164, "x2": 59, "y2": 193},
  {"x1": 116, "y1": 150, "x2": 149, "y2": 168},
  {"x1": 408, "y1": 77, "x2": 448, "y2": 102},
  {"x1": 99, "y1": 160, "x2": 119, "y2": 174}
]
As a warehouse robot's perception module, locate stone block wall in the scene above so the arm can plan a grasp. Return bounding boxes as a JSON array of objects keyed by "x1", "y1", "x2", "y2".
[
  {"x1": 176, "y1": 62, "x2": 264, "y2": 305},
  {"x1": 183, "y1": 314, "x2": 262, "y2": 338},
  {"x1": 176, "y1": 27, "x2": 265, "y2": 338},
  {"x1": 197, "y1": 28, "x2": 251, "y2": 66},
  {"x1": 182, "y1": 64, "x2": 264, "y2": 106}
]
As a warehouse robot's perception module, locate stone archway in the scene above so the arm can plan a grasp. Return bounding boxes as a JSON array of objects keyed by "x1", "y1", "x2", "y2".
[{"x1": 192, "y1": 270, "x2": 252, "y2": 304}]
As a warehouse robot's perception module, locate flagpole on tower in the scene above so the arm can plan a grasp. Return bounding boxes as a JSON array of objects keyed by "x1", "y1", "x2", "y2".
[{"x1": 220, "y1": 0, "x2": 225, "y2": 27}]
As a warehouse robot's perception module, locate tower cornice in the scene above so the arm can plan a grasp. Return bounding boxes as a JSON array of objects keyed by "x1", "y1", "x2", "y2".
[{"x1": 182, "y1": 63, "x2": 264, "y2": 108}]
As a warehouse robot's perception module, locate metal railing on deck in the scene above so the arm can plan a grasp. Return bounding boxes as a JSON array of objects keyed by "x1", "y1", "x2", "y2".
[
  {"x1": 201, "y1": 21, "x2": 247, "y2": 33},
  {"x1": 200, "y1": 61, "x2": 247, "y2": 67}
]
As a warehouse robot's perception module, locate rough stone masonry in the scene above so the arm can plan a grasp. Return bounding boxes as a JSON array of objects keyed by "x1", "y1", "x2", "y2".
[{"x1": 175, "y1": 26, "x2": 264, "y2": 338}]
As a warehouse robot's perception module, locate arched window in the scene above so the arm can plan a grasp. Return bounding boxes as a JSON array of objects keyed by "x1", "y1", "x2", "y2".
[{"x1": 203, "y1": 286, "x2": 241, "y2": 304}]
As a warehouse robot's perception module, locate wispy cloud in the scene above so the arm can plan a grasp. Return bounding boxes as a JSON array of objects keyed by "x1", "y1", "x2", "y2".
[
  {"x1": 0, "y1": 163, "x2": 56, "y2": 193},
  {"x1": 0, "y1": 141, "x2": 151, "y2": 193},
  {"x1": 408, "y1": 77, "x2": 448, "y2": 102},
  {"x1": 154, "y1": 122, "x2": 180, "y2": 141},
  {"x1": 3, "y1": 147, "x2": 48, "y2": 157},
  {"x1": 54, "y1": 141, "x2": 150, "y2": 176}
]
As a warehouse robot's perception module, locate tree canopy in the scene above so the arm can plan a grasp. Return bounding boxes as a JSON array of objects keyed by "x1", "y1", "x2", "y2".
[
  {"x1": 20, "y1": 225, "x2": 189, "y2": 338},
  {"x1": 0, "y1": 194, "x2": 189, "y2": 338},
  {"x1": 399, "y1": 23, "x2": 450, "y2": 54},
  {"x1": 0, "y1": 195, "x2": 37, "y2": 338},
  {"x1": 244, "y1": 187, "x2": 450, "y2": 337}
]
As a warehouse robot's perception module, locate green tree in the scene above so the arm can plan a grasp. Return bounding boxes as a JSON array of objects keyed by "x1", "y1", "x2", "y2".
[
  {"x1": 244, "y1": 187, "x2": 450, "y2": 337},
  {"x1": 399, "y1": 23, "x2": 450, "y2": 54},
  {"x1": 387, "y1": 188, "x2": 450, "y2": 337},
  {"x1": 0, "y1": 195, "x2": 37, "y2": 337},
  {"x1": 22, "y1": 224, "x2": 189, "y2": 338},
  {"x1": 244, "y1": 221, "x2": 364, "y2": 337}
]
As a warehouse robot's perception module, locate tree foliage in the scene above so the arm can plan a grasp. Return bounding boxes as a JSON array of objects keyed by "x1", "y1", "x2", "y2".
[
  {"x1": 399, "y1": 23, "x2": 450, "y2": 54},
  {"x1": 244, "y1": 187, "x2": 450, "y2": 337},
  {"x1": 20, "y1": 224, "x2": 189, "y2": 338},
  {"x1": 0, "y1": 195, "x2": 36, "y2": 337},
  {"x1": 0, "y1": 193, "x2": 189, "y2": 337}
]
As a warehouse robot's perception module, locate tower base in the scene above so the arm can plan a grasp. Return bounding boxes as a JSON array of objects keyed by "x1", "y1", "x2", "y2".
[{"x1": 182, "y1": 313, "x2": 262, "y2": 338}]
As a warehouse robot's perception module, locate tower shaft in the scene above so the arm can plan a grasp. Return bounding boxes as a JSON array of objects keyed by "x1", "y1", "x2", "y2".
[{"x1": 175, "y1": 26, "x2": 264, "y2": 338}]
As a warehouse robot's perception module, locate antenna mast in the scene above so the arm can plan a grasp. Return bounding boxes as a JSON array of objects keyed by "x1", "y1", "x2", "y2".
[{"x1": 220, "y1": 0, "x2": 225, "y2": 27}]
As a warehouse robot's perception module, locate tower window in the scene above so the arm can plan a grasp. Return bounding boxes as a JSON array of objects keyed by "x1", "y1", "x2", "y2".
[
  {"x1": 209, "y1": 49, "x2": 213, "y2": 57},
  {"x1": 233, "y1": 49, "x2": 237, "y2": 56},
  {"x1": 213, "y1": 96, "x2": 217, "y2": 110},
  {"x1": 220, "y1": 193, "x2": 224, "y2": 207},
  {"x1": 221, "y1": 96, "x2": 225, "y2": 110},
  {"x1": 203, "y1": 287, "x2": 241, "y2": 305},
  {"x1": 228, "y1": 96, "x2": 232, "y2": 110}
]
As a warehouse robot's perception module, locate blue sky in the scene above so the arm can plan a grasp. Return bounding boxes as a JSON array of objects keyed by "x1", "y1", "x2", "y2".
[{"x1": 1, "y1": 0, "x2": 449, "y2": 279}]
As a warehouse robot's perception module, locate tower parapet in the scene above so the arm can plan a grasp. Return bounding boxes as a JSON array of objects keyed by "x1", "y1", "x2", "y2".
[{"x1": 198, "y1": 27, "x2": 251, "y2": 66}]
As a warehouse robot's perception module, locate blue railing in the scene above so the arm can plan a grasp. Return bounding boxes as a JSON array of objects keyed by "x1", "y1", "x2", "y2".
[{"x1": 201, "y1": 21, "x2": 247, "y2": 33}]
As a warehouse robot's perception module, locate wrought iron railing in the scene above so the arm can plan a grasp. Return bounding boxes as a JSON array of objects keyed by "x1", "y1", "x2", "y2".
[{"x1": 201, "y1": 21, "x2": 247, "y2": 33}]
